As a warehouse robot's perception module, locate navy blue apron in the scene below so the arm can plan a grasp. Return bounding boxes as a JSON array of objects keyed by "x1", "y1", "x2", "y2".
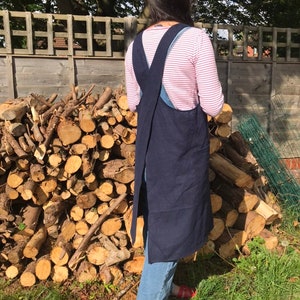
[{"x1": 131, "y1": 23, "x2": 213, "y2": 263}]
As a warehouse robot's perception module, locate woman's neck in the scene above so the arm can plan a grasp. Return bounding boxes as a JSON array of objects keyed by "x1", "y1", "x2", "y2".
[{"x1": 152, "y1": 21, "x2": 179, "y2": 28}]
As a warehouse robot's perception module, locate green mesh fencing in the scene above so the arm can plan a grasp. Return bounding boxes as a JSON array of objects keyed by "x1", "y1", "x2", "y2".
[{"x1": 238, "y1": 114, "x2": 300, "y2": 212}]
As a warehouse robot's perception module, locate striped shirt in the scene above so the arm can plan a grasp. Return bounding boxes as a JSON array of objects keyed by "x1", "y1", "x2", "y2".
[{"x1": 125, "y1": 25, "x2": 224, "y2": 116}]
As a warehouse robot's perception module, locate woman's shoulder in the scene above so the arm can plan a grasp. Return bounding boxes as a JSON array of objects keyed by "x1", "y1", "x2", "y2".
[
  {"x1": 177, "y1": 26, "x2": 210, "y2": 47},
  {"x1": 184, "y1": 26, "x2": 208, "y2": 38}
]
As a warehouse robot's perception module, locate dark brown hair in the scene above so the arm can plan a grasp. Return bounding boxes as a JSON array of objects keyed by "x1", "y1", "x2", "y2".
[{"x1": 146, "y1": 0, "x2": 194, "y2": 26}]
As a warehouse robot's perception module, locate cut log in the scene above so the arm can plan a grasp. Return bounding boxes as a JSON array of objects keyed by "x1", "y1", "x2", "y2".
[
  {"x1": 234, "y1": 211, "x2": 266, "y2": 239},
  {"x1": 57, "y1": 119, "x2": 82, "y2": 146},
  {"x1": 35, "y1": 254, "x2": 52, "y2": 280},
  {"x1": 30, "y1": 163, "x2": 45, "y2": 182},
  {"x1": 229, "y1": 131, "x2": 250, "y2": 157},
  {"x1": 0, "y1": 193, "x2": 9, "y2": 219},
  {"x1": 98, "y1": 179, "x2": 114, "y2": 196},
  {"x1": 5, "y1": 264, "x2": 23, "y2": 279},
  {"x1": 23, "y1": 225, "x2": 47, "y2": 258},
  {"x1": 7, "y1": 170, "x2": 28, "y2": 188},
  {"x1": 100, "y1": 159, "x2": 135, "y2": 184},
  {"x1": 85, "y1": 209, "x2": 99, "y2": 225},
  {"x1": 78, "y1": 109, "x2": 96, "y2": 133},
  {"x1": 48, "y1": 153, "x2": 63, "y2": 168},
  {"x1": 81, "y1": 134, "x2": 98, "y2": 149},
  {"x1": 60, "y1": 219, "x2": 76, "y2": 242},
  {"x1": 216, "y1": 199, "x2": 239, "y2": 227},
  {"x1": 113, "y1": 143, "x2": 135, "y2": 166},
  {"x1": 101, "y1": 217, "x2": 122, "y2": 236},
  {"x1": 50, "y1": 241, "x2": 73, "y2": 266},
  {"x1": 124, "y1": 111, "x2": 138, "y2": 127},
  {"x1": 64, "y1": 155, "x2": 82, "y2": 174},
  {"x1": 40, "y1": 176, "x2": 57, "y2": 193},
  {"x1": 113, "y1": 124, "x2": 136, "y2": 144},
  {"x1": 114, "y1": 182, "x2": 128, "y2": 195},
  {"x1": 215, "y1": 123, "x2": 231, "y2": 137},
  {"x1": 229, "y1": 132, "x2": 258, "y2": 166},
  {"x1": 222, "y1": 142, "x2": 257, "y2": 175},
  {"x1": 20, "y1": 204, "x2": 42, "y2": 237},
  {"x1": 99, "y1": 265, "x2": 113, "y2": 284},
  {"x1": 213, "y1": 103, "x2": 233, "y2": 124},
  {"x1": 208, "y1": 217, "x2": 225, "y2": 241},
  {"x1": 99, "y1": 134, "x2": 115, "y2": 149},
  {"x1": 210, "y1": 153, "x2": 254, "y2": 189},
  {"x1": 210, "y1": 193, "x2": 222, "y2": 214},
  {"x1": 7, "y1": 240, "x2": 28, "y2": 264},
  {"x1": 86, "y1": 242, "x2": 109, "y2": 265},
  {"x1": 254, "y1": 199, "x2": 280, "y2": 225},
  {"x1": 0, "y1": 100, "x2": 29, "y2": 121},
  {"x1": 105, "y1": 247, "x2": 131, "y2": 267},
  {"x1": 19, "y1": 178, "x2": 37, "y2": 200},
  {"x1": 212, "y1": 177, "x2": 259, "y2": 213},
  {"x1": 116, "y1": 94, "x2": 129, "y2": 111},
  {"x1": 18, "y1": 136, "x2": 32, "y2": 153},
  {"x1": 123, "y1": 207, "x2": 144, "y2": 248},
  {"x1": 111, "y1": 198, "x2": 128, "y2": 215},
  {"x1": 123, "y1": 256, "x2": 144, "y2": 274},
  {"x1": 93, "y1": 86, "x2": 113, "y2": 113},
  {"x1": 258, "y1": 228, "x2": 278, "y2": 250},
  {"x1": 97, "y1": 202, "x2": 109, "y2": 215},
  {"x1": 215, "y1": 228, "x2": 248, "y2": 258},
  {"x1": 76, "y1": 191, "x2": 97, "y2": 209},
  {"x1": 68, "y1": 193, "x2": 126, "y2": 271},
  {"x1": 75, "y1": 260, "x2": 97, "y2": 283},
  {"x1": 75, "y1": 220, "x2": 90, "y2": 235},
  {"x1": 5, "y1": 184, "x2": 19, "y2": 200},
  {"x1": 209, "y1": 135, "x2": 222, "y2": 154},
  {"x1": 51, "y1": 265, "x2": 69, "y2": 283},
  {"x1": 72, "y1": 234, "x2": 84, "y2": 249},
  {"x1": 32, "y1": 185, "x2": 50, "y2": 205},
  {"x1": 111, "y1": 105, "x2": 124, "y2": 123},
  {"x1": 16, "y1": 158, "x2": 30, "y2": 171},
  {"x1": 8, "y1": 122, "x2": 26, "y2": 137},
  {"x1": 70, "y1": 205, "x2": 84, "y2": 221},
  {"x1": 197, "y1": 240, "x2": 215, "y2": 256},
  {"x1": 70, "y1": 143, "x2": 88, "y2": 155},
  {"x1": 20, "y1": 261, "x2": 36, "y2": 287}
]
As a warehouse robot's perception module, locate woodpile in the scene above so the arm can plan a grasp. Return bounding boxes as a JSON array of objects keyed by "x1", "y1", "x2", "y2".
[{"x1": 0, "y1": 86, "x2": 282, "y2": 287}]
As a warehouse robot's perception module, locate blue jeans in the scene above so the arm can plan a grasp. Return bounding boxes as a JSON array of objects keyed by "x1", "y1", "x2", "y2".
[
  {"x1": 137, "y1": 181, "x2": 178, "y2": 300},
  {"x1": 136, "y1": 236, "x2": 178, "y2": 300}
]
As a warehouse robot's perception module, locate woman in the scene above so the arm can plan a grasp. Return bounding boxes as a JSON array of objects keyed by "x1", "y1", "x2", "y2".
[{"x1": 125, "y1": 0, "x2": 224, "y2": 299}]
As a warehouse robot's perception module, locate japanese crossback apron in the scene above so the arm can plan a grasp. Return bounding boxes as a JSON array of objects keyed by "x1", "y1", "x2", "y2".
[{"x1": 131, "y1": 24, "x2": 213, "y2": 263}]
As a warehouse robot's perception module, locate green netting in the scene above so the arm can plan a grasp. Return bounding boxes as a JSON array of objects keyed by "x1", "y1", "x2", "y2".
[{"x1": 237, "y1": 114, "x2": 300, "y2": 212}]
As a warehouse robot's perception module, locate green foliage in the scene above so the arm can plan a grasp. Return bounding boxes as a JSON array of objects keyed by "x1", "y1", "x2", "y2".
[
  {"x1": 1, "y1": 0, "x2": 300, "y2": 28},
  {"x1": 17, "y1": 223, "x2": 26, "y2": 231},
  {"x1": 0, "y1": 281, "x2": 68, "y2": 300},
  {"x1": 192, "y1": 0, "x2": 300, "y2": 28},
  {"x1": 194, "y1": 237, "x2": 300, "y2": 300}
]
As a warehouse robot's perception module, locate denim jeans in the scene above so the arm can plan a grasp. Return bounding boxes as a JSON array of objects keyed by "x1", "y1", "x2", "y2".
[
  {"x1": 136, "y1": 236, "x2": 178, "y2": 300},
  {"x1": 136, "y1": 180, "x2": 178, "y2": 300}
]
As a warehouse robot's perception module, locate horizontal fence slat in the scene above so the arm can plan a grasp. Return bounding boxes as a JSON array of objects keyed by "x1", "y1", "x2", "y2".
[{"x1": 0, "y1": 10, "x2": 299, "y2": 61}]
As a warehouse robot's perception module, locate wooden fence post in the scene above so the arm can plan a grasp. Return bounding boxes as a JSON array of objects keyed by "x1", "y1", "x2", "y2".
[{"x1": 124, "y1": 17, "x2": 137, "y2": 53}]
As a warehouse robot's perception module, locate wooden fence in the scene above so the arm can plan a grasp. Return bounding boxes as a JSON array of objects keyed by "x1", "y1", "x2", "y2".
[{"x1": 0, "y1": 10, "x2": 300, "y2": 158}]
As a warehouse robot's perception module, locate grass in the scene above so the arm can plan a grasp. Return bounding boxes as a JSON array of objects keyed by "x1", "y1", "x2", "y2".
[
  {"x1": 194, "y1": 238, "x2": 300, "y2": 300},
  {"x1": 0, "y1": 207, "x2": 299, "y2": 300},
  {"x1": 173, "y1": 206, "x2": 300, "y2": 300}
]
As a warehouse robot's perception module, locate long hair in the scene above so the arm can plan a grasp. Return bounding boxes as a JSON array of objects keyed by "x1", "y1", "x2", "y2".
[{"x1": 146, "y1": 0, "x2": 194, "y2": 26}]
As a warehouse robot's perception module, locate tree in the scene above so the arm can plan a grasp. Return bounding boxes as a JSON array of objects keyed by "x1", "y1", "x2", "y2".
[
  {"x1": 0, "y1": 0, "x2": 299, "y2": 28},
  {"x1": 192, "y1": 0, "x2": 300, "y2": 28}
]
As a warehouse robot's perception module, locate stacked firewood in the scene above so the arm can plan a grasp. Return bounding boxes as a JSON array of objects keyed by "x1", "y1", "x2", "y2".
[
  {"x1": 0, "y1": 85, "x2": 281, "y2": 287},
  {"x1": 204, "y1": 105, "x2": 282, "y2": 259}
]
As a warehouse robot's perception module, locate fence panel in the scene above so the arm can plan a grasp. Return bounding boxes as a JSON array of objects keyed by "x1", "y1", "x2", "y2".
[{"x1": 0, "y1": 11, "x2": 299, "y2": 158}]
